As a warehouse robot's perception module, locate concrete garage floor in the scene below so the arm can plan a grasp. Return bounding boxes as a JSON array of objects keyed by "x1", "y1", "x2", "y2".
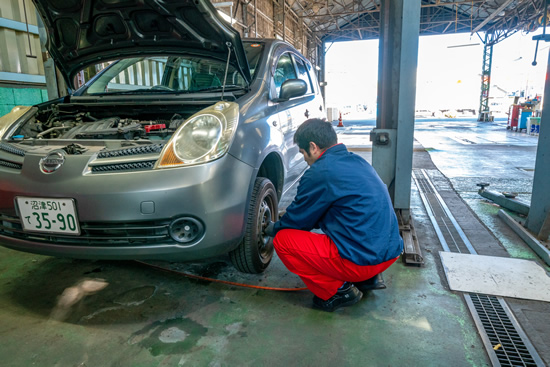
[{"x1": 0, "y1": 117, "x2": 549, "y2": 366}]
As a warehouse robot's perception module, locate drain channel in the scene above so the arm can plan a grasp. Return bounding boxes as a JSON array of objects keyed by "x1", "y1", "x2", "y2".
[
  {"x1": 412, "y1": 169, "x2": 476, "y2": 254},
  {"x1": 413, "y1": 169, "x2": 544, "y2": 366},
  {"x1": 465, "y1": 294, "x2": 544, "y2": 367}
]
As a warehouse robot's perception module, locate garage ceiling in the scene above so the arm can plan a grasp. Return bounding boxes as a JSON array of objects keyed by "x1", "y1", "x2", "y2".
[{"x1": 286, "y1": 0, "x2": 546, "y2": 43}]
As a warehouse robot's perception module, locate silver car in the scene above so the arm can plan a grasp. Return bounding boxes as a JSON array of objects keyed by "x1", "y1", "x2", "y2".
[{"x1": 0, "y1": 0, "x2": 324, "y2": 273}]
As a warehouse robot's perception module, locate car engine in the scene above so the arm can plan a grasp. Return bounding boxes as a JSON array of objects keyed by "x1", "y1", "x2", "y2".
[{"x1": 13, "y1": 104, "x2": 191, "y2": 141}]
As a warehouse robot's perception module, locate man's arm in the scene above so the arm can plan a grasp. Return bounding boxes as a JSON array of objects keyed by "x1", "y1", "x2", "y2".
[{"x1": 273, "y1": 168, "x2": 331, "y2": 234}]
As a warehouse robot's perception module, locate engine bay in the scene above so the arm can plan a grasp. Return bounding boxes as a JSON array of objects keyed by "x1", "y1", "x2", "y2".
[{"x1": 11, "y1": 102, "x2": 205, "y2": 141}]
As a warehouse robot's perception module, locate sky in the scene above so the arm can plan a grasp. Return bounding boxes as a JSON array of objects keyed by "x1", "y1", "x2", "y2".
[{"x1": 324, "y1": 28, "x2": 549, "y2": 113}]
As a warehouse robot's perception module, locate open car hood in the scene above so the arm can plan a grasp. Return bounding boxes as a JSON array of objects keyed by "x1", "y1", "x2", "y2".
[{"x1": 33, "y1": 0, "x2": 251, "y2": 89}]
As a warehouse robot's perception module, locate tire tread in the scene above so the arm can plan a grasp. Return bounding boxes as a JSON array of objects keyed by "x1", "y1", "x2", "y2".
[{"x1": 229, "y1": 177, "x2": 277, "y2": 273}]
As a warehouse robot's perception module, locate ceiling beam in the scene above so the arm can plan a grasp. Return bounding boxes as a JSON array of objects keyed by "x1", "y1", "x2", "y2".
[
  {"x1": 298, "y1": 0, "x2": 487, "y2": 18},
  {"x1": 470, "y1": 0, "x2": 515, "y2": 33}
]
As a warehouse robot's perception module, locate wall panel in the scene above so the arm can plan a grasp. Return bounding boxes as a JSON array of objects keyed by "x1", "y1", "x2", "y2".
[
  {"x1": 0, "y1": 0, "x2": 44, "y2": 82},
  {"x1": 0, "y1": 0, "x2": 46, "y2": 116},
  {"x1": 212, "y1": 0, "x2": 319, "y2": 66}
]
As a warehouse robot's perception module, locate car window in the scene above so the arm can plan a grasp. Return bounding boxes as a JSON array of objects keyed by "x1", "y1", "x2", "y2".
[
  {"x1": 273, "y1": 53, "x2": 297, "y2": 97},
  {"x1": 293, "y1": 56, "x2": 313, "y2": 94},
  {"x1": 306, "y1": 62, "x2": 319, "y2": 94},
  {"x1": 83, "y1": 56, "x2": 246, "y2": 95}
]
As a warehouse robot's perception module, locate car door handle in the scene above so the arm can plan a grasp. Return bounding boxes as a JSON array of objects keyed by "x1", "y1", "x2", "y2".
[{"x1": 304, "y1": 109, "x2": 309, "y2": 118}]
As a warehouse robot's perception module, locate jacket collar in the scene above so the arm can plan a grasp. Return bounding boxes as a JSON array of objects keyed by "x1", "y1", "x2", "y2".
[{"x1": 317, "y1": 143, "x2": 346, "y2": 161}]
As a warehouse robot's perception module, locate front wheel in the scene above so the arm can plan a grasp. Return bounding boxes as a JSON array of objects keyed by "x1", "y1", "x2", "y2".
[{"x1": 230, "y1": 177, "x2": 278, "y2": 273}]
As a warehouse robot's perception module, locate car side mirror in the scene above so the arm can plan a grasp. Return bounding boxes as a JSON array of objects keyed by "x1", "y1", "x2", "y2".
[{"x1": 274, "y1": 79, "x2": 307, "y2": 102}]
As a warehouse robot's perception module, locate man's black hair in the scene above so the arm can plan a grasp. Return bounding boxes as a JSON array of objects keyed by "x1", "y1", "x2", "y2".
[{"x1": 294, "y1": 118, "x2": 338, "y2": 154}]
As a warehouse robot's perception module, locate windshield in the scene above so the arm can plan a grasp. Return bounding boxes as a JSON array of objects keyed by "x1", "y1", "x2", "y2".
[{"x1": 83, "y1": 56, "x2": 247, "y2": 95}]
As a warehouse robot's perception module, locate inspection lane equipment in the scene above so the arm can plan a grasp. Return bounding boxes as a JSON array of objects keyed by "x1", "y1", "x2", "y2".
[{"x1": 477, "y1": 183, "x2": 530, "y2": 216}]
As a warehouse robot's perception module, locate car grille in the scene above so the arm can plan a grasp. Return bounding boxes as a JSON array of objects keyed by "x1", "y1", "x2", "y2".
[
  {"x1": 0, "y1": 214, "x2": 173, "y2": 245},
  {"x1": 97, "y1": 144, "x2": 164, "y2": 158},
  {"x1": 0, "y1": 143, "x2": 24, "y2": 170},
  {"x1": 0, "y1": 142, "x2": 26, "y2": 156},
  {"x1": 90, "y1": 144, "x2": 164, "y2": 173},
  {"x1": 91, "y1": 160, "x2": 157, "y2": 172},
  {"x1": 0, "y1": 159, "x2": 23, "y2": 169},
  {"x1": 0, "y1": 159, "x2": 22, "y2": 170},
  {"x1": 0, "y1": 143, "x2": 163, "y2": 173}
]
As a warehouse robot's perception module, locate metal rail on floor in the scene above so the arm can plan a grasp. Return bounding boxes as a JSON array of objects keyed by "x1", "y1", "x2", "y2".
[
  {"x1": 398, "y1": 210, "x2": 424, "y2": 265},
  {"x1": 413, "y1": 169, "x2": 544, "y2": 367}
]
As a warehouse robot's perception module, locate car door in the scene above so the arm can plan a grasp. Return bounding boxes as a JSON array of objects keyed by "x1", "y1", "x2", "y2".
[
  {"x1": 291, "y1": 54, "x2": 324, "y2": 123},
  {"x1": 271, "y1": 52, "x2": 304, "y2": 192}
]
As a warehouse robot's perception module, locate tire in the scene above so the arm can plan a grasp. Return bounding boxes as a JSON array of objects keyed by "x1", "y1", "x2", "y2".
[{"x1": 230, "y1": 177, "x2": 278, "y2": 274}]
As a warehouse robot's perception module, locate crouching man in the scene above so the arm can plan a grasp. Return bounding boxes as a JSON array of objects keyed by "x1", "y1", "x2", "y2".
[{"x1": 265, "y1": 118, "x2": 403, "y2": 312}]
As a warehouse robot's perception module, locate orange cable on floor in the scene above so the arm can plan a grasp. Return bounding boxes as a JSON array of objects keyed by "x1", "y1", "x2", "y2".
[{"x1": 135, "y1": 260, "x2": 308, "y2": 292}]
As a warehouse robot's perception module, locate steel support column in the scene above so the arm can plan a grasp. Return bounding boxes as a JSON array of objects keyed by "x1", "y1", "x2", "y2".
[
  {"x1": 242, "y1": 1, "x2": 248, "y2": 38},
  {"x1": 319, "y1": 42, "x2": 326, "y2": 101},
  {"x1": 478, "y1": 33, "x2": 494, "y2": 122},
  {"x1": 526, "y1": 44, "x2": 550, "y2": 240},
  {"x1": 371, "y1": 0, "x2": 421, "y2": 217}
]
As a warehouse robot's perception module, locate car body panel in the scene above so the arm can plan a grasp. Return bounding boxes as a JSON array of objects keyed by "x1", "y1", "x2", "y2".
[
  {"x1": 0, "y1": 151, "x2": 253, "y2": 260},
  {"x1": 32, "y1": 0, "x2": 251, "y2": 88}
]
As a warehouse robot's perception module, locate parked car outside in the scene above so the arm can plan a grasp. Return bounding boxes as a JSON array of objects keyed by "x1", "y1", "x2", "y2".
[{"x1": 0, "y1": 0, "x2": 324, "y2": 273}]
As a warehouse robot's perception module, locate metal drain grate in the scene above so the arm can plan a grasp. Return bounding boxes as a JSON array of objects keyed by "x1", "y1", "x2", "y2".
[{"x1": 465, "y1": 294, "x2": 544, "y2": 366}]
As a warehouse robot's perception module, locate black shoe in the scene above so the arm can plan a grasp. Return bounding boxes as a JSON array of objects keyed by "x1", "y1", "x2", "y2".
[
  {"x1": 312, "y1": 283, "x2": 363, "y2": 312},
  {"x1": 353, "y1": 273, "x2": 387, "y2": 292}
]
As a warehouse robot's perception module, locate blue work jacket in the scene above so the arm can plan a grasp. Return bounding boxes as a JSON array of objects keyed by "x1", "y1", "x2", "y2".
[{"x1": 273, "y1": 144, "x2": 403, "y2": 266}]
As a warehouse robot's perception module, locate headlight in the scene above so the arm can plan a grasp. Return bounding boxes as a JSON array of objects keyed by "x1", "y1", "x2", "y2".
[{"x1": 156, "y1": 101, "x2": 239, "y2": 168}]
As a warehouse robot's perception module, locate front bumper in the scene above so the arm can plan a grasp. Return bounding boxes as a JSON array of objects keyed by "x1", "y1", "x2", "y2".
[{"x1": 0, "y1": 152, "x2": 254, "y2": 261}]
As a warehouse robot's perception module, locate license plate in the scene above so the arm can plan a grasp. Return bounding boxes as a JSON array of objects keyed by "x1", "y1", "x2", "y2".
[{"x1": 16, "y1": 197, "x2": 80, "y2": 235}]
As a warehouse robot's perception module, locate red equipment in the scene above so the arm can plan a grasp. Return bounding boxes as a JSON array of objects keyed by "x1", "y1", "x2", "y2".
[
  {"x1": 337, "y1": 112, "x2": 344, "y2": 127},
  {"x1": 507, "y1": 105, "x2": 521, "y2": 131},
  {"x1": 144, "y1": 124, "x2": 166, "y2": 133}
]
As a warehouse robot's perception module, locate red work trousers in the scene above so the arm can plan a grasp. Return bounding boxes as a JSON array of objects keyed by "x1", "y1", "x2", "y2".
[{"x1": 274, "y1": 229, "x2": 398, "y2": 300}]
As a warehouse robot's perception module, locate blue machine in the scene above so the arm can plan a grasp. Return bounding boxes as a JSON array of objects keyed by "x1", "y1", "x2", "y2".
[{"x1": 519, "y1": 110, "x2": 533, "y2": 131}]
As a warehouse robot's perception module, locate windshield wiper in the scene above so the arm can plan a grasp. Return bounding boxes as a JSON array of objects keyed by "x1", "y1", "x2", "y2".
[
  {"x1": 193, "y1": 85, "x2": 246, "y2": 93},
  {"x1": 100, "y1": 88, "x2": 189, "y2": 95}
]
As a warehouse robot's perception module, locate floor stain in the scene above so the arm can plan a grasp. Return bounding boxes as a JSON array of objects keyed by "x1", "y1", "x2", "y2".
[
  {"x1": 130, "y1": 317, "x2": 208, "y2": 356},
  {"x1": 159, "y1": 327, "x2": 189, "y2": 343},
  {"x1": 113, "y1": 285, "x2": 157, "y2": 306}
]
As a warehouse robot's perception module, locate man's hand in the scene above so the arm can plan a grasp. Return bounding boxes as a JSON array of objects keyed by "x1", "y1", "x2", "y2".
[{"x1": 264, "y1": 221, "x2": 275, "y2": 237}]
